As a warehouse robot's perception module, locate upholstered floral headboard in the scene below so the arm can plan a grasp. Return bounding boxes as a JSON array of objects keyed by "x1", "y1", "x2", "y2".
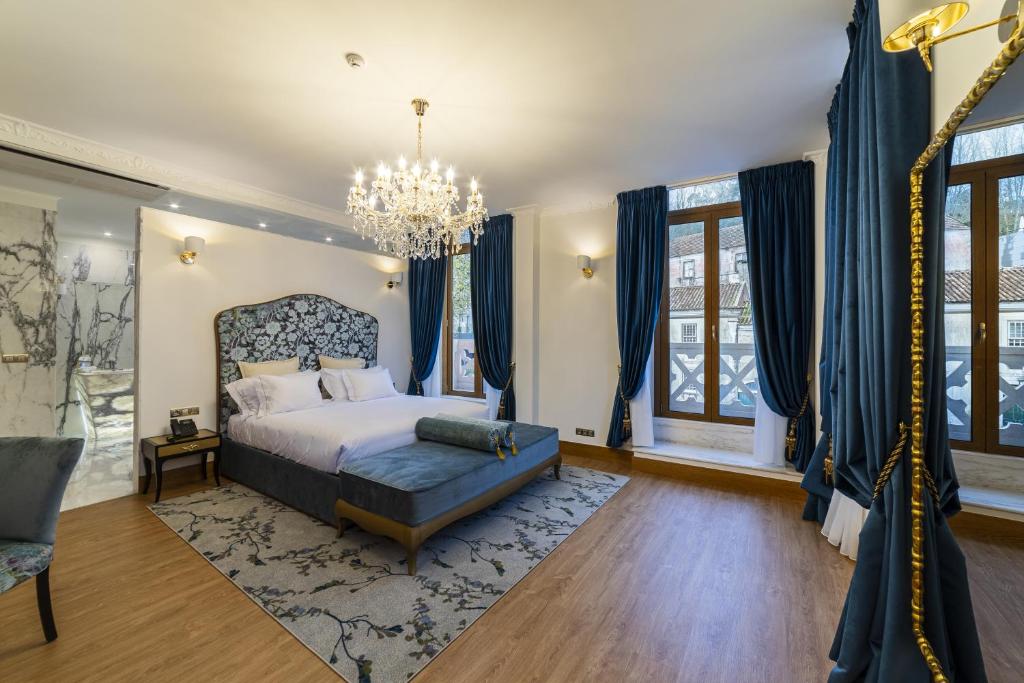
[{"x1": 214, "y1": 293, "x2": 379, "y2": 432}]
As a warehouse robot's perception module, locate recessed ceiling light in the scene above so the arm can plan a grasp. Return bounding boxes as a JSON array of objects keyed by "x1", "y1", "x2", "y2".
[
  {"x1": 103, "y1": 231, "x2": 112, "y2": 237},
  {"x1": 325, "y1": 236, "x2": 333, "y2": 242},
  {"x1": 169, "y1": 202, "x2": 180, "y2": 210},
  {"x1": 258, "y1": 222, "x2": 267, "y2": 228}
]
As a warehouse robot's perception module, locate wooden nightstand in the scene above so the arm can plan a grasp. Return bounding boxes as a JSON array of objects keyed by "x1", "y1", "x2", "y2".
[{"x1": 140, "y1": 429, "x2": 221, "y2": 502}]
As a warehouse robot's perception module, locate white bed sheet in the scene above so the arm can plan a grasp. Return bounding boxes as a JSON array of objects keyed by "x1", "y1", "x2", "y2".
[{"x1": 227, "y1": 395, "x2": 488, "y2": 473}]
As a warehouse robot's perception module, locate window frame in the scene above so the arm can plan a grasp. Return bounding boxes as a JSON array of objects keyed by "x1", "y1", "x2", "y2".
[
  {"x1": 443, "y1": 243, "x2": 484, "y2": 399},
  {"x1": 947, "y1": 152, "x2": 1024, "y2": 456},
  {"x1": 655, "y1": 200, "x2": 754, "y2": 426}
]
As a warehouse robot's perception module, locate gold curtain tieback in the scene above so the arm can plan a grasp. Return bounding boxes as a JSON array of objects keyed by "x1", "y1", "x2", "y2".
[
  {"x1": 785, "y1": 374, "x2": 813, "y2": 460},
  {"x1": 497, "y1": 361, "x2": 516, "y2": 420},
  {"x1": 616, "y1": 363, "x2": 631, "y2": 433},
  {"x1": 823, "y1": 434, "x2": 834, "y2": 484}
]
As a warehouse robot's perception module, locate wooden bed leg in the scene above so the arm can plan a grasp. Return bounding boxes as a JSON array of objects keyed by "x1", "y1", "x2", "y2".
[
  {"x1": 406, "y1": 544, "x2": 419, "y2": 576},
  {"x1": 554, "y1": 458, "x2": 562, "y2": 480},
  {"x1": 337, "y1": 517, "x2": 349, "y2": 538}
]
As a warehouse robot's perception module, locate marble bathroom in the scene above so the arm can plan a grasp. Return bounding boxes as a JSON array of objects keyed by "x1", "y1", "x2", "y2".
[
  {"x1": 55, "y1": 239, "x2": 136, "y2": 509},
  {"x1": 0, "y1": 169, "x2": 139, "y2": 510}
]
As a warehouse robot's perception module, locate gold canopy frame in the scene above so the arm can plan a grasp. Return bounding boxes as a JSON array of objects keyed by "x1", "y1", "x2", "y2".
[{"x1": 883, "y1": 2, "x2": 1024, "y2": 681}]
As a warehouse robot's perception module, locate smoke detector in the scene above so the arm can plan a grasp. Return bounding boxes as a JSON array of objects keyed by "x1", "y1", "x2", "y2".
[{"x1": 345, "y1": 53, "x2": 365, "y2": 69}]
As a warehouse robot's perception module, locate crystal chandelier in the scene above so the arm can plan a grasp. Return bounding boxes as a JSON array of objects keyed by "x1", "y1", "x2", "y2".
[{"x1": 347, "y1": 98, "x2": 488, "y2": 259}]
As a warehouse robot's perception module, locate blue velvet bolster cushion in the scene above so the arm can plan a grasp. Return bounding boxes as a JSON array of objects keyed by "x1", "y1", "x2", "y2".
[
  {"x1": 416, "y1": 414, "x2": 518, "y2": 459},
  {"x1": 339, "y1": 422, "x2": 559, "y2": 526}
]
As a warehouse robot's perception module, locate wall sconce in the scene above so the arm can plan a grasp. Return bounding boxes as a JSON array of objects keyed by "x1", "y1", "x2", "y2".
[
  {"x1": 577, "y1": 255, "x2": 594, "y2": 279},
  {"x1": 386, "y1": 272, "x2": 404, "y2": 289},
  {"x1": 179, "y1": 236, "x2": 205, "y2": 265}
]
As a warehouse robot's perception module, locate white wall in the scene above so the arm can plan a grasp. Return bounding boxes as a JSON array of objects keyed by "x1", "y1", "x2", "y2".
[
  {"x1": 536, "y1": 202, "x2": 619, "y2": 446},
  {"x1": 137, "y1": 208, "x2": 408, "y2": 473}
]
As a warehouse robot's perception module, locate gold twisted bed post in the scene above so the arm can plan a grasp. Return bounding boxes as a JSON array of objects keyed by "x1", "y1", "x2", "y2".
[{"x1": 904, "y1": 15, "x2": 1024, "y2": 683}]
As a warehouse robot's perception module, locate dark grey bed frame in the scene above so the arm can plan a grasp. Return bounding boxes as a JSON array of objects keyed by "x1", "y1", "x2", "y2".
[{"x1": 214, "y1": 293, "x2": 381, "y2": 525}]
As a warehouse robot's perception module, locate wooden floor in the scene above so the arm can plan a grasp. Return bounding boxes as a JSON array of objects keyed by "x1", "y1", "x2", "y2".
[{"x1": 1, "y1": 454, "x2": 1022, "y2": 682}]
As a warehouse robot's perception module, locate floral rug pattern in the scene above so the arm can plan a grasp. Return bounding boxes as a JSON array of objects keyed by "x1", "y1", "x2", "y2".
[{"x1": 149, "y1": 465, "x2": 628, "y2": 682}]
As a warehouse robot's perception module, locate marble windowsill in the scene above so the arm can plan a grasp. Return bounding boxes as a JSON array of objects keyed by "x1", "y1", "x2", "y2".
[{"x1": 636, "y1": 441, "x2": 1024, "y2": 523}]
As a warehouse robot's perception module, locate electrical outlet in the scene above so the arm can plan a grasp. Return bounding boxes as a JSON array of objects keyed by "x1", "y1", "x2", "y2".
[
  {"x1": 575, "y1": 427, "x2": 595, "y2": 437},
  {"x1": 1, "y1": 353, "x2": 29, "y2": 363},
  {"x1": 170, "y1": 406, "x2": 200, "y2": 418}
]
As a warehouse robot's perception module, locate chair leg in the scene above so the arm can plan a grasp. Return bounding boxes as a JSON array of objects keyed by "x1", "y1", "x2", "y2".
[{"x1": 36, "y1": 566, "x2": 57, "y2": 642}]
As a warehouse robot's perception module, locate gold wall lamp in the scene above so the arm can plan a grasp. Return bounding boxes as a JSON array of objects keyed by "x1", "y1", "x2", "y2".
[
  {"x1": 882, "y1": 0, "x2": 1019, "y2": 70},
  {"x1": 179, "y1": 236, "x2": 205, "y2": 265},
  {"x1": 879, "y1": 1, "x2": 1023, "y2": 681},
  {"x1": 577, "y1": 254, "x2": 594, "y2": 279},
  {"x1": 386, "y1": 272, "x2": 404, "y2": 289}
]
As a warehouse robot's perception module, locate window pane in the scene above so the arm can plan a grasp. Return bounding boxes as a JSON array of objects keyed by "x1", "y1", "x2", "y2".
[
  {"x1": 450, "y1": 252, "x2": 476, "y2": 393},
  {"x1": 717, "y1": 216, "x2": 757, "y2": 419},
  {"x1": 952, "y1": 122, "x2": 1024, "y2": 165},
  {"x1": 667, "y1": 220, "x2": 705, "y2": 414},
  {"x1": 944, "y1": 183, "x2": 972, "y2": 442},
  {"x1": 998, "y1": 173, "x2": 1024, "y2": 446},
  {"x1": 668, "y1": 178, "x2": 740, "y2": 211}
]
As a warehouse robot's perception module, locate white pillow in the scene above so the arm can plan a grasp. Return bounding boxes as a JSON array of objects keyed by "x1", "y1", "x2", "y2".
[
  {"x1": 258, "y1": 371, "x2": 323, "y2": 415},
  {"x1": 319, "y1": 355, "x2": 366, "y2": 370},
  {"x1": 342, "y1": 366, "x2": 398, "y2": 402},
  {"x1": 322, "y1": 365, "x2": 383, "y2": 401},
  {"x1": 225, "y1": 376, "x2": 265, "y2": 418}
]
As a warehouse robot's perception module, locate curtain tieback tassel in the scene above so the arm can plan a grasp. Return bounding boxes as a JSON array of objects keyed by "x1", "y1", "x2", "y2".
[{"x1": 785, "y1": 374, "x2": 813, "y2": 461}]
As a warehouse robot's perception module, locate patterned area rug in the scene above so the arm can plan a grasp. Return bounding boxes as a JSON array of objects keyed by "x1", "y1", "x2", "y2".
[{"x1": 149, "y1": 465, "x2": 628, "y2": 683}]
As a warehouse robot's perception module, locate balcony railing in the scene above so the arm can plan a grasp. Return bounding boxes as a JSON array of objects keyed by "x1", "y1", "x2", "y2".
[
  {"x1": 668, "y1": 342, "x2": 758, "y2": 419},
  {"x1": 946, "y1": 345, "x2": 1024, "y2": 447}
]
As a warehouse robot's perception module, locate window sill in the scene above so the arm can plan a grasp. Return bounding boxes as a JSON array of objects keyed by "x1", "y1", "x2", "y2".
[{"x1": 443, "y1": 394, "x2": 486, "y2": 405}]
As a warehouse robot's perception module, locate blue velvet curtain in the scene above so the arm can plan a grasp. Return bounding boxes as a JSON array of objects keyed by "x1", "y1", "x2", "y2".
[
  {"x1": 607, "y1": 186, "x2": 667, "y2": 448},
  {"x1": 406, "y1": 255, "x2": 447, "y2": 396},
  {"x1": 825, "y1": 1, "x2": 986, "y2": 680},
  {"x1": 739, "y1": 160, "x2": 816, "y2": 472},
  {"x1": 802, "y1": 93, "x2": 843, "y2": 524},
  {"x1": 470, "y1": 214, "x2": 516, "y2": 419}
]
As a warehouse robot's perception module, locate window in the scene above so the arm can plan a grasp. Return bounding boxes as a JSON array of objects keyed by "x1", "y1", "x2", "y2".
[
  {"x1": 444, "y1": 242, "x2": 483, "y2": 398},
  {"x1": 656, "y1": 180, "x2": 758, "y2": 424},
  {"x1": 944, "y1": 122, "x2": 1024, "y2": 454},
  {"x1": 1010, "y1": 321, "x2": 1024, "y2": 347}
]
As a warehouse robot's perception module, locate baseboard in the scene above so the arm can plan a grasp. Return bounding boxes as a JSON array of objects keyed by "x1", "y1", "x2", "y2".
[{"x1": 558, "y1": 440, "x2": 633, "y2": 465}]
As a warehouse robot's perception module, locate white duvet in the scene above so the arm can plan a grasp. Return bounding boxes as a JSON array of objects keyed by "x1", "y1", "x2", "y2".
[{"x1": 227, "y1": 395, "x2": 488, "y2": 473}]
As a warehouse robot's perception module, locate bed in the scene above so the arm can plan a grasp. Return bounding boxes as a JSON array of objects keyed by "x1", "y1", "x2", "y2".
[{"x1": 214, "y1": 293, "x2": 487, "y2": 523}]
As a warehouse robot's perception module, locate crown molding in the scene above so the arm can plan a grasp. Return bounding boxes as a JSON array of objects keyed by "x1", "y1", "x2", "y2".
[{"x1": 0, "y1": 112, "x2": 352, "y2": 227}]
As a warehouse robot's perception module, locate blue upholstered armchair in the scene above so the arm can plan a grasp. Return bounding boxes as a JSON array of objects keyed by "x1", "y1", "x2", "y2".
[{"x1": 0, "y1": 437, "x2": 84, "y2": 642}]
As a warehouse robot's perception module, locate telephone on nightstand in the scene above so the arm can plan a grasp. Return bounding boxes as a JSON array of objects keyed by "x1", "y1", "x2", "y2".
[{"x1": 170, "y1": 418, "x2": 199, "y2": 439}]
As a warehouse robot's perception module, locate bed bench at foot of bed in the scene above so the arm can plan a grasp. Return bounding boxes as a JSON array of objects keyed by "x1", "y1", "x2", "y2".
[{"x1": 335, "y1": 423, "x2": 560, "y2": 575}]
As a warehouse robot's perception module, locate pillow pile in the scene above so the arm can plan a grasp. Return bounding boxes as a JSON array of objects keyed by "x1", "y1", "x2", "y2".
[{"x1": 226, "y1": 362, "x2": 323, "y2": 418}]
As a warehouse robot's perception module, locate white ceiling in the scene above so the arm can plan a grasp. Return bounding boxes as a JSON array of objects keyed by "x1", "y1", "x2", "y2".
[{"x1": 0, "y1": 0, "x2": 851, "y2": 217}]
